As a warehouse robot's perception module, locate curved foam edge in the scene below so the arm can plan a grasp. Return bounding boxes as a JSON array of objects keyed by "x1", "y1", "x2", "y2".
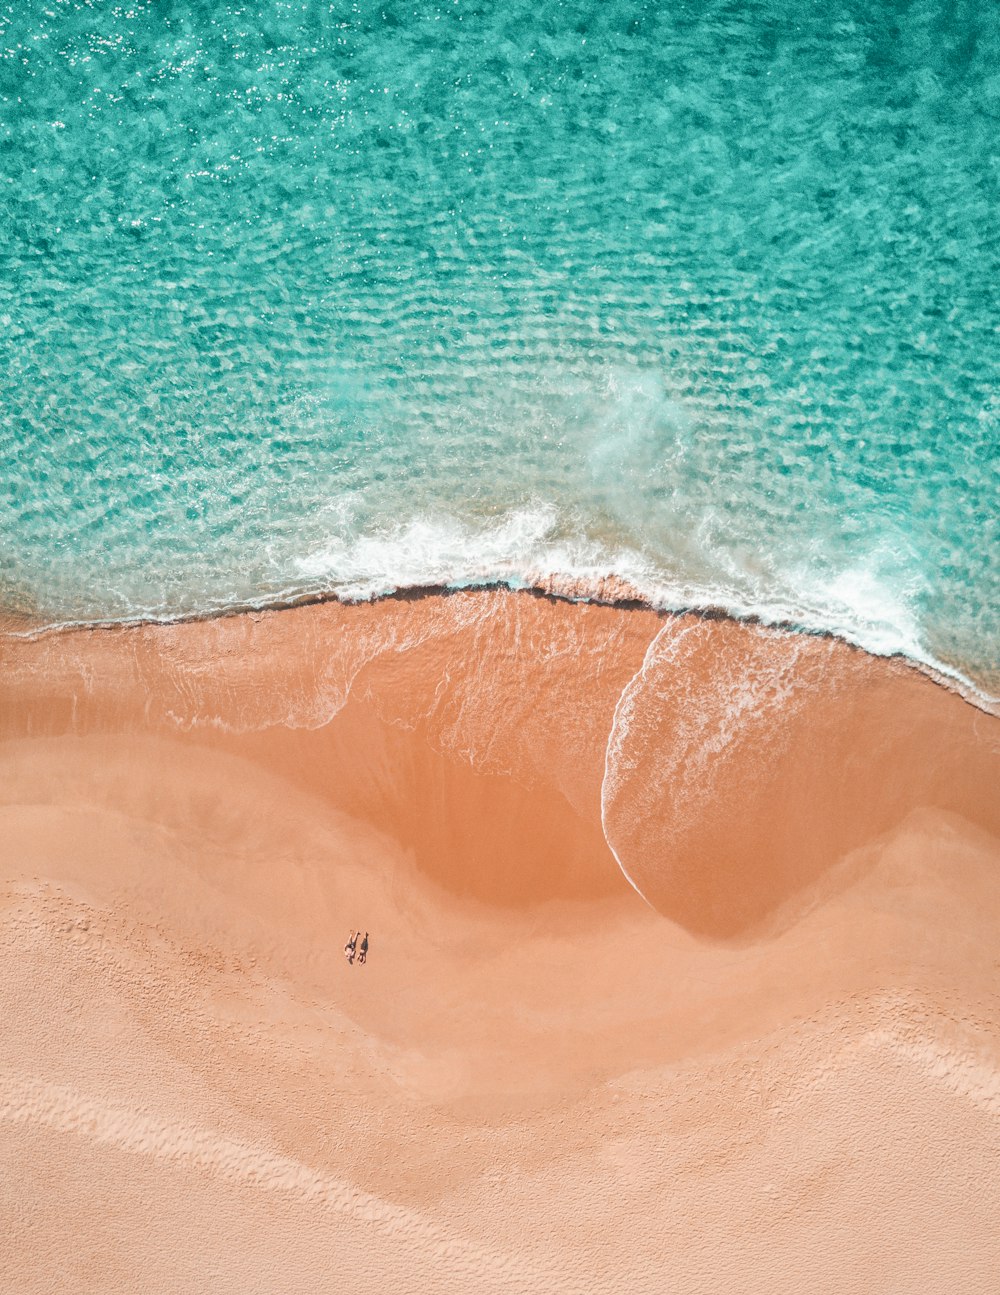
[{"x1": 4, "y1": 569, "x2": 996, "y2": 719}]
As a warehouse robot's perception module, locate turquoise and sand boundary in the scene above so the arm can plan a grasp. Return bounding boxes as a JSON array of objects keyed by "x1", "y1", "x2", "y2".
[{"x1": 3, "y1": 2, "x2": 1000, "y2": 1283}]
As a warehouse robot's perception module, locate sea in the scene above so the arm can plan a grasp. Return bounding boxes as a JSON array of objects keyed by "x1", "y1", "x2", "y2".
[{"x1": 2, "y1": 0, "x2": 998, "y2": 700}]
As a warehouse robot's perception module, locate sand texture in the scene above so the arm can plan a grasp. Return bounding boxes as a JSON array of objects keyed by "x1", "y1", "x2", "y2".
[{"x1": 2, "y1": 590, "x2": 999, "y2": 1293}]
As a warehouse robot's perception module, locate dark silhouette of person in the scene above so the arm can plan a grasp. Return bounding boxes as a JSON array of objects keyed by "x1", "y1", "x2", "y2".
[
  {"x1": 344, "y1": 931, "x2": 358, "y2": 965},
  {"x1": 358, "y1": 932, "x2": 369, "y2": 965}
]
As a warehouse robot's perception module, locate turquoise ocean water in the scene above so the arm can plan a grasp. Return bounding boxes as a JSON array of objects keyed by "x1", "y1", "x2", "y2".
[{"x1": 2, "y1": 1, "x2": 998, "y2": 697}]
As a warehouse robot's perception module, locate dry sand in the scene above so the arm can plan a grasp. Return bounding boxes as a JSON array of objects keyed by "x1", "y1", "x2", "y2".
[{"x1": 1, "y1": 590, "x2": 999, "y2": 1293}]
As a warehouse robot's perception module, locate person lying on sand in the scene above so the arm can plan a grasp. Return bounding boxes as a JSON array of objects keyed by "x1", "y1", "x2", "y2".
[
  {"x1": 357, "y1": 933, "x2": 369, "y2": 965},
  {"x1": 344, "y1": 931, "x2": 358, "y2": 965}
]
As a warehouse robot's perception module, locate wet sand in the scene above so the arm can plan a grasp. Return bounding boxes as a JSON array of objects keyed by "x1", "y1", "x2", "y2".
[{"x1": 2, "y1": 590, "x2": 999, "y2": 1292}]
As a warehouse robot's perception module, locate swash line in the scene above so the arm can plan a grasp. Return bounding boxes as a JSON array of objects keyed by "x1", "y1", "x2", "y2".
[{"x1": 599, "y1": 619, "x2": 700, "y2": 907}]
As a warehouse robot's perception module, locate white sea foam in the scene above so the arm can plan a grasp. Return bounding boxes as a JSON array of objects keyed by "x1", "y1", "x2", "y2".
[
  {"x1": 286, "y1": 507, "x2": 996, "y2": 710},
  {"x1": 6, "y1": 503, "x2": 995, "y2": 713},
  {"x1": 292, "y1": 504, "x2": 667, "y2": 607}
]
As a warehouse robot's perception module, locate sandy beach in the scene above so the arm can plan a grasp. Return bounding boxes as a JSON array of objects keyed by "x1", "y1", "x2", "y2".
[{"x1": 2, "y1": 590, "x2": 999, "y2": 1292}]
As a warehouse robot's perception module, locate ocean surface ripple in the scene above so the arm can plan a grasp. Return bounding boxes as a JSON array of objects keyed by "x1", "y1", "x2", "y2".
[{"x1": 1, "y1": 1, "x2": 998, "y2": 696}]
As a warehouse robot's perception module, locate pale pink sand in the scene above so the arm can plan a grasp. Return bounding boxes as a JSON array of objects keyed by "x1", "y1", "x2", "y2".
[{"x1": 1, "y1": 591, "x2": 999, "y2": 1292}]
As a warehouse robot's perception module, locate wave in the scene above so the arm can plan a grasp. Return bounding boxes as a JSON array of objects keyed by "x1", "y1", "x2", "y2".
[{"x1": 4, "y1": 505, "x2": 996, "y2": 715}]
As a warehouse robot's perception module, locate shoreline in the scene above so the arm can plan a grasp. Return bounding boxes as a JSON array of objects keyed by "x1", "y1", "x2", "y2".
[
  {"x1": 3, "y1": 586, "x2": 998, "y2": 934},
  {"x1": 3, "y1": 572, "x2": 996, "y2": 718}
]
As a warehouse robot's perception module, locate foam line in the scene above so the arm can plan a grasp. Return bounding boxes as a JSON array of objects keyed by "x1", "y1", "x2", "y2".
[{"x1": 600, "y1": 621, "x2": 695, "y2": 906}]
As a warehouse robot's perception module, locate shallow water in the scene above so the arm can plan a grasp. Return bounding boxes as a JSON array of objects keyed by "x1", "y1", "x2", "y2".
[{"x1": 2, "y1": 1, "x2": 998, "y2": 694}]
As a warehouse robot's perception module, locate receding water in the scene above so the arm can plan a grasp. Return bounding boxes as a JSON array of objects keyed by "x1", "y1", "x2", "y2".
[{"x1": 2, "y1": 1, "x2": 998, "y2": 694}]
